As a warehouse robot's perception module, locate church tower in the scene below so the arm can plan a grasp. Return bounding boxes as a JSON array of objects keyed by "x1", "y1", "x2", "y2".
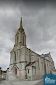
[
  {"x1": 9, "y1": 17, "x2": 27, "y2": 79},
  {"x1": 15, "y1": 17, "x2": 26, "y2": 47}
]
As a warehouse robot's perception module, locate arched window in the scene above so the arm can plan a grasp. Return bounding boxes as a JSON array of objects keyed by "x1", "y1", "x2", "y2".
[
  {"x1": 37, "y1": 58, "x2": 39, "y2": 69},
  {"x1": 23, "y1": 36, "x2": 24, "y2": 45},
  {"x1": 32, "y1": 66, "x2": 36, "y2": 74},
  {"x1": 15, "y1": 52, "x2": 16, "y2": 61},
  {"x1": 28, "y1": 69, "x2": 29, "y2": 73},
  {"x1": 41, "y1": 59, "x2": 43, "y2": 69}
]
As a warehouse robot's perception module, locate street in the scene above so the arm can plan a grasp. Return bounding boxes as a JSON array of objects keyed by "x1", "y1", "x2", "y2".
[
  {"x1": 0, "y1": 79, "x2": 43, "y2": 85},
  {"x1": 35, "y1": 80, "x2": 43, "y2": 85}
]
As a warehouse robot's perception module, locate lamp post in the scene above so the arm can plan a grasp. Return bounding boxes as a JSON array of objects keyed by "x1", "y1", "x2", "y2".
[{"x1": 0, "y1": 67, "x2": 1, "y2": 83}]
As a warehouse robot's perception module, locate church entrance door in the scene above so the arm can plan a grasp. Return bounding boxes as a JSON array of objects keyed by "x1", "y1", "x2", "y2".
[{"x1": 15, "y1": 69, "x2": 17, "y2": 75}]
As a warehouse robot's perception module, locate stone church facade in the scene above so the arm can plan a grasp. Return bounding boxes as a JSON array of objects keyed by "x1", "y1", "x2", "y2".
[{"x1": 7, "y1": 17, "x2": 56, "y2": 81}]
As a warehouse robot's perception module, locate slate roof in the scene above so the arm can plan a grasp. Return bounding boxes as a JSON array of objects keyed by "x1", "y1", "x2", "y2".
[{"x1": 44, "y1": 53, "x2": 49, "y2": 57}]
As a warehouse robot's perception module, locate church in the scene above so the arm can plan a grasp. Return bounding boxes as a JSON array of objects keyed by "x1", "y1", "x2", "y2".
[{"x1": 7, "y1": 17, "x2": 56, "y2": 81}]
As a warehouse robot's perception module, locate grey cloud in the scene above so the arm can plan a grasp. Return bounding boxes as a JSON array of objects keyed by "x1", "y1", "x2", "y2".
[
  {"x1": 5, "y1": 47, "x2": 12, "y2": 53},
  {"x1": 0, "y1": 1, "x2": 56, "y2": 70}
]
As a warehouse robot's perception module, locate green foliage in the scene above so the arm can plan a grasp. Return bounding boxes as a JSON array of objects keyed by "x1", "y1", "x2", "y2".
[
  {"x1": 2, "y1": 79, "x2": 6, "y2": 80},
  {"x1": 2, "y1": 70, "x2": 7, "y2": 73}
]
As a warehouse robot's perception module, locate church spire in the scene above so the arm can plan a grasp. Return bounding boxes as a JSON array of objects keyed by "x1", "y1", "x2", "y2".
[
  {"x1": 20, "y1": 17, "x2": 22, "y2": 28},
  {"x1": 19, "y1": 16, "x2": 24, "y2": 32}
]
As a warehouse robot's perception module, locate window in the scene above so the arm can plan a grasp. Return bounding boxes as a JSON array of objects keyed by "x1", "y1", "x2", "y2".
[
  {"x1": 28, "y1": 69, "x2": 29, "y2": 73},
  {"x1": 38, "y1": 61, "x2": 39, "y2": 68},
  {"x1": 32, "y1": 66, "x2": 36, "y2": 74},
  {"x1": 37, "y1": 58, "x2": 39, "y2": 69},
  {"x1": 41, "y1": 59, "x2": 43, "y2": 69},
  {"x1": 15, "y1": 52, "x2": 16, "y2": 61},
  {"x1": 42, "y1": 62, "x2": 43, "y2": 68}
]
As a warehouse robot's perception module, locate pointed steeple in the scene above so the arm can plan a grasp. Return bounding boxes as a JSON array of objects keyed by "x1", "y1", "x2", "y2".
[
  {"x1": 19, "y1": 17, "x2": 24, "y2": 32},
  {"x1": 20, "y1": 17, "x2": 22, "y2": 28}
]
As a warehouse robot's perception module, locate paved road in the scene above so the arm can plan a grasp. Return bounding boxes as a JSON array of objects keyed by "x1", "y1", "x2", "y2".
[
  {"x1": 35, "y1": 80, "x2": 43, "y2": 85},
  {"x1": 0, "y1": 79, "x2": 43, "y2": 85}
]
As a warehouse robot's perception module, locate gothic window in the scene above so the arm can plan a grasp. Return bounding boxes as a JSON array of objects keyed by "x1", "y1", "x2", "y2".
[
  {"x1": 42, "y1": 62, "x2": 43, "y2": 68},
  {"x1": 23, "y1": 36, "x2": 24, "y2": 45},
  {"x1": 38, "y1": 61, "x2": 39, "y2": 68},
  {"x1": 28, "y1": 69, "x2": 29, "y2": 73},
  {"x1": 41, "y1": 59, "x2": 43, "y2": 69},
  {"x1": 32, "y1": 66, "x2": 36, "y2": 74},
  {"x1": 15, "y1": 52, "x2": 16, "y2": 61},
  {"x1": 37, "y1": 58, "x2": 39, "y2": 69}
]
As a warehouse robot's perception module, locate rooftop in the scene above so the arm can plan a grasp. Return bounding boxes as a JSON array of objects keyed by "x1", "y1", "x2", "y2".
[{"x1": 44, "y1": 53, "x2": 49, "y2": 57}]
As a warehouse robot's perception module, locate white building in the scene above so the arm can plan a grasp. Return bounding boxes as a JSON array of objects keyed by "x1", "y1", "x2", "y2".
[
  {"x1": 7, "y1": 17, "x2": 56, "y2": 81},
  {"x1": 2, "y1": 73, "x2": 7, "y2": 79}
]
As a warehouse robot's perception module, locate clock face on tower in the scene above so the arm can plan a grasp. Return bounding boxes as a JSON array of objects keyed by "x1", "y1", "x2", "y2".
[{"x1": 17, "y1": 47, "x2": 18, "y2": 49}]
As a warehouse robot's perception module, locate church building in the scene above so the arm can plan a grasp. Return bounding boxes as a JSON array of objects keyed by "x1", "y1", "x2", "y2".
[{"x1": 7, "y1": 17, "x2": 56, "y2": 81}]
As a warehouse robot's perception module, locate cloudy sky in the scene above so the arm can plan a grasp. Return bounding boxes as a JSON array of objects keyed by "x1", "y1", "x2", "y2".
[{"x1": 0, "y1": 0, "x2": 56, "y2": 70}]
